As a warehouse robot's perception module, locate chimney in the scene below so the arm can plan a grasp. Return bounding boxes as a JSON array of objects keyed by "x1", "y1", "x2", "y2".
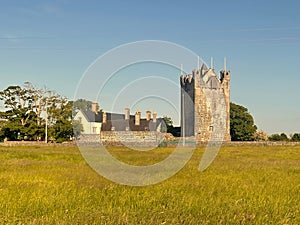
[
  {"x1": 146, "y1": 110, "x2": 151, "y2": 121},
  {"x1": 92, "y1": 102, "x2": 99, "y2": 114},
  {"x1": 152, "y1": 111, "x2": 157, "y2": 123},
  {"x1": 125, "y1": 107, "x2": 130, "y2": 120},
  {"x1": 135, "y1": 110, "x2": 141, "y2": 126},
  {"x1": 102, "y1": 111, "x2": 107, "y2": 123}
]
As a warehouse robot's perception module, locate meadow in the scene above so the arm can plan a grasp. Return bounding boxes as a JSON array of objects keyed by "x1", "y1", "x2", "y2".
[{"x1": 0, "y1": 144, "x2": 299, "y2": 224}]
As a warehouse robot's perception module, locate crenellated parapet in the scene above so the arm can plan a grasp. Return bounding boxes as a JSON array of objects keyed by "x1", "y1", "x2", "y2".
[{"x1": 180, "y1": 74, "x2": 194, "y2": 87}]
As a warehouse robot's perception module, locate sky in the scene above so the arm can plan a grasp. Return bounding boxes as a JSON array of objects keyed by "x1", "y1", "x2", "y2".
[{"x1": 0, "y1": 0, "x2": 299, "y2": 134}]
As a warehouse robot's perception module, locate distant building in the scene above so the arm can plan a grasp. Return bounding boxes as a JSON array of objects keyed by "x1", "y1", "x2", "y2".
[
  {"x1": 180, "y1": 58, "x2": 231, "y2": 143},
  {"x1": 100, "y1": 109, "x2": 165, "y2": 146},
  {"x1": 74, "y1": 104, "x2": 164, "y2": 135},
  {"x1": 101, "y1": 109, "x2": 163, "y2": 132},
  {"x1": 73, "y1": 102, "x2": 124, "y2": 135}
]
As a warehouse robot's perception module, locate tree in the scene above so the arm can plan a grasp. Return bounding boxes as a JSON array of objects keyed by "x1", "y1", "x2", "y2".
[
  {"x1": 72, "y1": 119, "x2": 83, "y2": 139},
  {"x1": 24, "y1": 82, "x2": 47, "y2": 127},
  {"x1": 291, "y1": 133, "x2": 300, "y2": 142},
  {"x1": 73, "y1": 99, "x2": 93, "y2": 111},
  {"x1": 230, "y1": 102, "x2": 257, "y2": 141},
  {"x1": 49, "y1": 119, "x2": 73, "y2": 143},
  {"x1": 47, "y1": 98, "x2": 73, "y2": 142},
  {"x1": 0, "y1": 85, "x2": 41, "y2": 140},
  {"x1": 269, "y1": 133, "x2": 289, "y2": 142},
  {"x1": 0, "y1": 85, "x2": 34, "y2": 127},
  {"x1": 0, "y1": 119, "x2": 6, "y2": 141},
  {"x1": 0, "y1": 83, "x2": 74, "y2": 142},
  {"x1": 162, "y1": 116, "x2": 180, "y2": 136}
]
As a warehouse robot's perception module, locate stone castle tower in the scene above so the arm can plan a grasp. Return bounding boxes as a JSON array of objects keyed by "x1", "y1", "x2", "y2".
[{"x1": 180, "y1": 59, "x2": 231, "y2": 143}]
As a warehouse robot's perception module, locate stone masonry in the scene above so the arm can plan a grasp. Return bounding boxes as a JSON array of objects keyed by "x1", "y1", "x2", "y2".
[{"x1": 180, "y1": 61, "x2": 231, "y2": 143}]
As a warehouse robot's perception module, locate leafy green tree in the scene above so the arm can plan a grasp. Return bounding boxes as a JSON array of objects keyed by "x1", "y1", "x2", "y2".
[
  {"x1": 0, "y1": 85, "x2": 35, "y2": 127},
  {"x1": 0, "y1": 83, "x2": 55, "y2": 140},
  {"x1": 47, "y1": 99, "x2": 73, "y2": 142},
  {"x1": 0, "y1": 107, "x2": 44, "y2": 141},
  {"x1": 280, "y1": 133, "x2": 289, "y2": 141},
  {"x1": 0, "y1": 119, "x2": 6, "y2": 141},
  {"x1": 162, "y1": 116, "x2": 173, "y2": 127},
  {"x1": 0, "y1": 84, "x2": 39, "y2": 140},
  {"x1": 72, "y1": 119, "x2": 83, "y2": 138},
  {"x1": 0, "y1": 83, "x2": 75, "y2": 142},
  {"x1": 73, "y1": 99, "x2": 93, "y2": 111},
  {"x1": 230, "y1": 102, "x2": 257, "y2": 141},
  {"x1": 162, "y1": 116, "x2": 180, "y2": 136},
  {"x1": 291, "y1": 133, "x2": 300, "y2": 142},
  {"x1": 269, "y1": 133, "x2": 289, "y2": 141},
  {"x1": 49, "y1": 119, "x2": 73, "y2": 143}
]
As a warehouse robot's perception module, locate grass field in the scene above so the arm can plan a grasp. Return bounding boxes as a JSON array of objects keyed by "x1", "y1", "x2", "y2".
[{"x1": 0, "y1": 144, "x2": 299, "y2": 225}]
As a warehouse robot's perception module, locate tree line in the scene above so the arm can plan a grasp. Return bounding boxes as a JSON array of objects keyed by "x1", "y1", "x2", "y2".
[
  {"x1": 230, "y1": 102, "x2": 300, "y2": 142},
  {"x1": 0, "y1": 83, "x2": 83, "y2": 143}
]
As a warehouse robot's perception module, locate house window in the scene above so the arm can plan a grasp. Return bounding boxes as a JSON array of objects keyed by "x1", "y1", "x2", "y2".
[{"x1": 92, "y1": 127, "x2": 97, "y2": 133}]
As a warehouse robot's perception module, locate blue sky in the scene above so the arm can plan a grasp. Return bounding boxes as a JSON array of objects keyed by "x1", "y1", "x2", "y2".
[{"x1": 0, "y1": 0, "x2": 299, "y2": 134}]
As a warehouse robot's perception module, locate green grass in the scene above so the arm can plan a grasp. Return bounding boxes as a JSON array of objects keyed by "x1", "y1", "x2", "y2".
[{"x1": 0, "y1": 145, "x2": 299, "y2": 224}]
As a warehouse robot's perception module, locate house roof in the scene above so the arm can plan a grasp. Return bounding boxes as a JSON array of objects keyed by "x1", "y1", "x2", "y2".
[
  {"x1": 101, "y1": 118, "x2": 164, "y2": 131},
  {"x1": 82, "y1": 110, "x2": 103, "y2": 122},
  {"x1": 80, "y1": 110, "x2": 134, "y2": 123}
]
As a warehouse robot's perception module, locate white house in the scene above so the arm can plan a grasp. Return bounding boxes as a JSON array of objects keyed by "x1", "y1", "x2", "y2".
[{"x1": 73, "y1": 109, "x2": 102, "y2": 134}]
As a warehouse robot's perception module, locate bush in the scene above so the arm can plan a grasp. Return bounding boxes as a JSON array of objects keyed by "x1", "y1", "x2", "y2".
[
  {"x1": 291, "y1": 133, "x2": 300, "y2": 142},
  {"x1": 269, "y1": 133, "x2": 289, "y2": 142}
]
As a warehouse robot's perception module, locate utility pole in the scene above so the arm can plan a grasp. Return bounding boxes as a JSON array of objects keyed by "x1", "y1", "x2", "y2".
[
  {"x1": 182, "y1": 92, "x2": 185, "y2": 146},
  {"x1": 45, "y1": 90, "x2": 52, "y2": 143},
  {"x1": 45, "y1": 98, "x2": 48, "y2": 143},
  {"x1": 181, "y1": 63, "x2": 185, "y2": 146}
]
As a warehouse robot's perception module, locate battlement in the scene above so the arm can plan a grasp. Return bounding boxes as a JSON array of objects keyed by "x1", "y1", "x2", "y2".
[{"x1": 180, "y1": 74, "x2": 194, "y2": 87}]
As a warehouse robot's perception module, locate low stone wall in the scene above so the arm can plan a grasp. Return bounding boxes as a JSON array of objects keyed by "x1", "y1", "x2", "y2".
[
  {"x1": 223, "y1": 141, "x2": 300, "y2": 146},
  {"x1": 76, "y1": 134, "x2": 100, "y2": 145},
  {"x1": 75, "y1": 132, "x2": 166, "y2": 146},
  {"x1": 0, "y1": 141, "x2": 76, "y2": 147},
  {"x1": 100, "y1": 131, "x2": 165, "y2": 146},
  {"x1": 1, "y1": 136, "x2": 299, "y2": 147}
]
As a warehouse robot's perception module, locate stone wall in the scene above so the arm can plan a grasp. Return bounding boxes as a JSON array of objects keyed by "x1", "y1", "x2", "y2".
[
  {"x1": 76, "y1": 132, "x2": 166, "y2": 146},
  {"x1": 100, "y1": 131, "x2": 165, "y2": 146},
  {"x1": 0, "y1": 141, "x2": 76, "y2": 146},
  {"x1": 1, "y1": 139, "x2": 299, "y2": 147}
]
